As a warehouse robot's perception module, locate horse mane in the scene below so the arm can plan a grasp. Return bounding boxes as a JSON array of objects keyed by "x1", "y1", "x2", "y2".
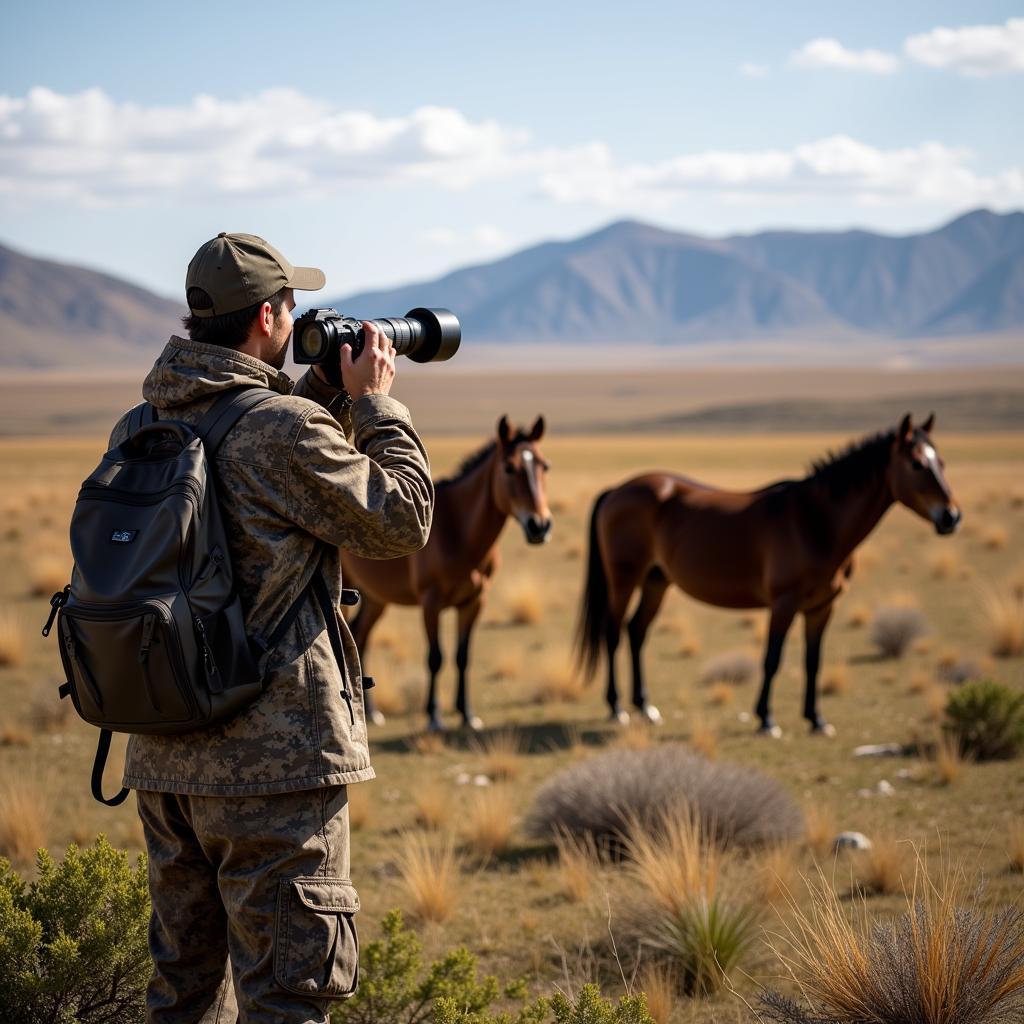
[
  {"x1": 803, "y1": 428, "x2": 897, "y2": 496},
  {"x1": 435, "y1": 428, "x2": 535, "y2": 489}
]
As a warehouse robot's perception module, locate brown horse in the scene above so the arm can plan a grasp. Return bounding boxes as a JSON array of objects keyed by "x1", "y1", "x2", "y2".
[
  {"x1": 344, "y1": 416, "x2": 552, "y2": 731},
  {"x1": 576, "y1": 414, "x2": 961, "y2": 736}
]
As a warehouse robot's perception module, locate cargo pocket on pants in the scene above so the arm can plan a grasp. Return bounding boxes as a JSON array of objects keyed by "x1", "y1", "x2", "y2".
[{"x1": 274, "y1": 877, "x2": 360, "y2": 999}]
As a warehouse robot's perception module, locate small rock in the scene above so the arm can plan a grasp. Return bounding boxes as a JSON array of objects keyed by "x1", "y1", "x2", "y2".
[
  {"x1": 455, "y1": 772, "x2": 471, "y2": 786},
  {"x1": 833, "y1": 831, "x2": 873, "y2": 852},
  {"x1": 472, "y1": 774, "x2": 491, "y2": 787},
  {"x1": 852, "y1": 743, "x2": 905, "y2": 757},
  {"x1": 738, "y1": 711, "x2": 751, "y2": 723},
  {"x1": 876, "y1": 779, "x2": 896, "y2": 796}
]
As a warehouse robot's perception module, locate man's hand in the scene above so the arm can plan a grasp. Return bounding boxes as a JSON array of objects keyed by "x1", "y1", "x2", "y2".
[{"x1": 340, "y1": 322, "x2": 396, "y2": 399}]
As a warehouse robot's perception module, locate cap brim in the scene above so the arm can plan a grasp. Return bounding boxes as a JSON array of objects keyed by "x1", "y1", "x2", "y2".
[{"x1": 287, "y1": 265, "x2": 326, "y2": 292}]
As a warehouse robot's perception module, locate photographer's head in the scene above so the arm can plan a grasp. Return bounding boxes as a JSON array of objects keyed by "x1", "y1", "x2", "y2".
[{"x1": 182, "y1": 232, "x2": 324, "y2": 369}]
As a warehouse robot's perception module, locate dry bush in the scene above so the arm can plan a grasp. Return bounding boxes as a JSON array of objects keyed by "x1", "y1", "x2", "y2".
[
  {"x1": 0, "y1": 609, "x2": 26, "y2": 668},
  {"x1": 689, "y1": 718, "x2": 718, "y2": 761},
  {"x1": 846, "y1": 603, "x2": 871, "y2": 629},
  {"x1": 504, "y1": 577, "x2": 544, "y2": 625},
  {"x1": 348, "y1": 785, "x2": 374, "y2": 832},
  {"x1": 934, "y1": 731, "x2": 969, "y2": 786},
  {"x1": 638, "y1": 964, "x2": 676, "y2": 1024},
  {"x1": 707, "y1": 681, "x2": 735, "y2": 707},
  {"x1": 699, "y1": 650, "x2": 757, "y2": 687},
  {"x1": 936, "y1": 652, "x2": 986, "y2": 685},
  {"x1": 474, "y1": 728, "x2": 523, "y2": 782},
  {"x1": 464, "y1": 785, "x2": 514, "y2": 860},
  {"x1": 396, "y1": 831, "x2": 460, "y2": 923},
  {"x1": 413, "y1": 779, "x2": 452, "y2": 830},
  {"x1": 28, "y1": 555, "x2": 70, "y2": 597},
  {"x1": 678, "y1": 633, "x2": 702, "y2": 658},
  {"x1": 804, "y1": 804, "x2": 837, "y2": 861},
  {"x1": 907, "y1": 669, "x2": 931, "y2": 695},
  {"x1": 491, "y1": 649, "x2": 522, "y2": 680},
  {"x1": 912, "y1": 635, "x2": 933, "y2": 655},
  {"x1": 928, "y1": 547, "x2": 961, "y2": 580},
  {"x1": 856, "y1": 835, "x2": 907, "y2": 896},
  {"x1": 554, "y1": 828, "x2": 600, "y2": 903},
  {"x1": 985, "y1": 588, "x2": 1024, "y2": 658},
  {"x1": 0, "y1": 779, "x2": 49, "y2": 867},
  {"x1": 869, "y1": 602, "x2": 929, "y2": 659},
  {"x1": 1009, "y1": 822, "x2": 1024, "y2": 874},
  {"x1": 534, "y1": 655, "x2": 583, "y2": 704},
  {"x1": 982, "y1": 523, "x2": 1010, "y2": 550},
  {"x1": 821, "y1": 664, "x2": 849, "y2": 696},
  {"x1": 525, "y1": 744, "x2": 804, "y2": 849},
  {"x1": 760, "y1": 858, "x2": 1024, "y2": 1024}
]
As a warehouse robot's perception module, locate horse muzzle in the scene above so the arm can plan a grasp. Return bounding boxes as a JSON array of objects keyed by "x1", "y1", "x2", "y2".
[
  {"x1": 933, "y1": 505, "x2": 962, "y2": 535},
  {"x1": 520, "y1": 514, "x2": 553, "y2": 545}
]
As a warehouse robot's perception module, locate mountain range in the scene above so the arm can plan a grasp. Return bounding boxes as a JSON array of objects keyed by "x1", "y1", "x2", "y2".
[{"x1": 2, "y1": 209, "x2": 1022, "y2": 369}]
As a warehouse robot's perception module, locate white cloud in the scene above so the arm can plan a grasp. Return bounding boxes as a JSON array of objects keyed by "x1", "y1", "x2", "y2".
[
  {"x1": 738, "y1": 62, "x2": 769, "y2": 78},
  {"x1": 904, "y1": 18, "x2": 1024, "y2": 75},
  {"x1": 420, "y1": 224, "x2": 507, "y2": 249},
  {"x1": 789, "y1": 37, "x2": 900, "y2": 75}
]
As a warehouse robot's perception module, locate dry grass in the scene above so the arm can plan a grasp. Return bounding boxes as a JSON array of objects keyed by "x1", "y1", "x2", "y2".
[
  {"x1": 928, "y1": 547, "x2": 961, "y2": 580},
  {"x1": 985, "y1": 587, "x2": 1024, "y2": 658},
  {"x1": 699, "y1": 649, "x2": 757, "y2": 687},
  {"x1": 869, "y1": 600, "x2": 929, "y2": 659},
  {"x1": 804, "y1": 804, "x2": 837, "y2": 861},
  {"x1": 678, "y1": 632, "x2": 702, "y2": 658},
  {"x1": 27, "y1": 690, "x2": 73, "y2": 732},
  {"x1": 0, "y1": 779, "x2": 48, "y2": 867},
  {"x1": 349, "y1": 785, "x2": 374, "y2": 832},
  {"x1": 982, "y1": 523, "x2": 1010, "y2": 550},
  {"x1": 1009, "y1": 822, "x2": 1024, "y2": 874},
  {"x1": 0, "y1": 723, "x2": 30, "y2": 747},
  {"x1": 475, "y1": 727, "x2": 524, "y2": 782},
  {"x1": 820, "y1": 664, "x2": 849, "y2": 696},
  {"x1": 504, "y1": 577, "x2": 544, "y2": 625},
  {"x1": 907, "y1": 669, "x2": 931, "y2": 695},
  {"x1": 534, "y1": 655, "x2": 584, "y2": 704},
  {"x1": 638, "y1": 964, "x2": 676, "y2": 1024},
  {"x1": 610, "y1": 720, "x2": 657, "y2": 752},
  {"x1": 28, "y1": 555, "x2": 69, "y2": 598},
  {"x1": 757, "y1": 842, "x2": 801, "y2": 906},
  {"x1": 408, "y1": 731, "x2": 447, "y2": 756},
  {"x1": 413, "y1": 779, "x2": 452, "y2": 830},
  {"x1": 846, "y1": 603, "x2": 871, "y2": 628},
  {"x1": 707, "y1": 681, "x2": 735, "y2": 707},
  {"x1": 0, "y1": 608, "x2": 26, "y2": 668},
  {"x1": 396, "y1": 830, "x2": 460, "y2": 923},
  {"x1": 855, "y1": 835, "x2": 907, "y2": 896},
  {"x1": 689, "y1": 717, "x2": 718, "y2": 760},
  {"x1": 369, "y1": 683, "x2": 404, "y2": 718},
  {"x1": 491, "y1": 649, "x2": 522, "y2": 680},
  {"x1": 924, "y1": 685, "x2": 948, "y2": 723},
  {"x1": 934, "y1": 731, "x2": 969, "y2": 786},
  {"x1": 464, "y1": 785, "x2": 515, "y2": 860},
  {"x1": 553, "y1": 828, "x2": 601, "y2": 903}
]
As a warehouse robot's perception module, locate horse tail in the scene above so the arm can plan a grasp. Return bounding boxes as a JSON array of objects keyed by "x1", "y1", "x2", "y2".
[{"x1": 576, "y1": 488, "x2": 613, "y2": 683}]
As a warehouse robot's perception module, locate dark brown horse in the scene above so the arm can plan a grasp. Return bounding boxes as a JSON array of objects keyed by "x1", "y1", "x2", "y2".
[
  {"x1": 344, "y1": 416, "x2": 551, "y2": 731},
  {"x1": 576, "y1": 414, "x2": 961, "y2": 736}
]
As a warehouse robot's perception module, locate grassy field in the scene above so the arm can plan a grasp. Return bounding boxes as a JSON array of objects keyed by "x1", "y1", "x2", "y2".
[{"x1": 1, "y1": 424, "x2": 1023, "y2": 1021}]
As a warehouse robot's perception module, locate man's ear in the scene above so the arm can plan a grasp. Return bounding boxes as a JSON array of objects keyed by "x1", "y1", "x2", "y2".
[{"x1": 257, "y1": 300, "x2": 275, "y2": 338}]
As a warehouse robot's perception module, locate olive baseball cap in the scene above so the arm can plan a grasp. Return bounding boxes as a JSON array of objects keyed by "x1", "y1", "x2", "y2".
[{"x1": 185, "y1": 232, "x2": 325, "y2": 317}]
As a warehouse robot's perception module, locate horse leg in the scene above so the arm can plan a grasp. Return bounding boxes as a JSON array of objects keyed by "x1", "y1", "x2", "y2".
[
  {"x1": 626, "y1": 567, "x2": 669, "y2": 724},
  {"x1": 350, "y1": 595, "x2": 387, "y2": 725},
  {"x1": 422, "y1": 595, "x2": 445, "y2": 732},
  {"x1": 455, "y1": 596, "x2": 484, "y2": 731},
  {"x1": 754, "y1": 596, "x2": 799, "y2": 737},
  {"x1": 604, "y1": 578, "x2": 637, "y2": 726},
  {"x1": 803, "y1": 602, "x2": 836, "y2": 736}
]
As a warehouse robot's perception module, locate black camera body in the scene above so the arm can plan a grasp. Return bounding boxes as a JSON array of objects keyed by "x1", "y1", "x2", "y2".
[{"x1": 292, "y1": 307, "x2": 460, "y2": 386}]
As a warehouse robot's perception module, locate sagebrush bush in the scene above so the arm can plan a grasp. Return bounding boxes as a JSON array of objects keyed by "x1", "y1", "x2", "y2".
[
  {"x1": 698, "y1": 650, "x2": 757, "y2": 687},
  {"x1": 0, "y1": 837, "x2": 150, "y2": 1024},
  {"x1": 869, "y1": 603, "x2": 929, "y2": 658},
  {"x1": 944, "y1": 679, "x2": 1024, "y2": 760},
  {"x1": 524, "y1": 744, "x2": 803, "y2": 849}
]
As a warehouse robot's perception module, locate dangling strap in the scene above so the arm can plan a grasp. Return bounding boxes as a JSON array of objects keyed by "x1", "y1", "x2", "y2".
[
  {"x1": 125, "y1": 402, "x2": 157, "y2": 436},
  {"x1": 91, "y1": 730, "x2": 130, "y2": 807}
]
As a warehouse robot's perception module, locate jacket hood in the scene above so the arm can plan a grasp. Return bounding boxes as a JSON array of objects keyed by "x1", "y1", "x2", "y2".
[{"x1": 142, "y1": 336, "x2": 294, "y2": 409}]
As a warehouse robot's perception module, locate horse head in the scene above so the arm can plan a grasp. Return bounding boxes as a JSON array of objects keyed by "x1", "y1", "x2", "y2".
[
  {"x1": 889, "y1": 413, "x2": 961, "y2": 535},
  {"x1": 496, "y1": 415, "x2": 552, "y2": 544}
]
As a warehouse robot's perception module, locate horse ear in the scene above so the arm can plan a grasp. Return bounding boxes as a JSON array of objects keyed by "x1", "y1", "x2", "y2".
[
  {"x1": 921, "y1": 412, "x2": 935, "y2": 434},
  {"x1": 897, "y1": 413, "x2": 913, "y2": 445},
  {"x1": 497, "y1": 415, "x2": 512, "y2": 447},
  {"x1": 529, "y1": 415, "x2": 545, "y2": 441}
]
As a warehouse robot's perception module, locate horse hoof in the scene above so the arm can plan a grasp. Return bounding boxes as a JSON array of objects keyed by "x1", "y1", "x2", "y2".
[
  {"x1": 811, "y1": 721, "x2": 836, "y2": 738},
  {"x1": 612, "y1": 709, "x2": 631, "y2": 726},
  {"x1": 369, "y1": 709, "x2": 387, "y2": 727},
  {"x1": 641, "y1": 704, "x2": 662, "y2": 725},
  {"x1": 757, "y1": 723, "x2": 783, "y2": 739},
  {"x1": 464, "y1": 715, "x2": 484, "y2": 731},
  {"x1": 426, "y1": 717, "x2": 445, "y2": 734}
]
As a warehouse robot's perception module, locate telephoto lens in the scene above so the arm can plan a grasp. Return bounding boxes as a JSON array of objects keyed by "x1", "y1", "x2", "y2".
[{"x1": 292, "y1": 307, "x2": 460, "y2": 386}]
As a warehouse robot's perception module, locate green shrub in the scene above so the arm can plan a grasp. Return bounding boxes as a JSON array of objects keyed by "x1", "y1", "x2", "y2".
[
  {"x1": 0, "y1": 836, "x2": 151, "y2": 1024},
  {"x1": 944, "y1": 679, "x2": 1024, "y2": 760},
  {"x1": 434, "y1": 985, "x2": 655, "y2": 1024}
]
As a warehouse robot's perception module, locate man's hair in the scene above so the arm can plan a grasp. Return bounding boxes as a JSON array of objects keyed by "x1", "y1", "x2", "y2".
[{"x1": 181, "y1": 288, "x2": 288, "y2": 348}]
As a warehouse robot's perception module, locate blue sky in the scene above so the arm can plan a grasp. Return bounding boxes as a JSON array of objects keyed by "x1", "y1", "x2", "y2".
[{"x1": 1, "y1": 1, "x2": 1021, "y2": 300}]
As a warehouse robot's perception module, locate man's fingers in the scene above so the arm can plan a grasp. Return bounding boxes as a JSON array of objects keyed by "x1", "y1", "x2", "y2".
[{"x1": 340, "y1": 343, "x2": 354, "y2": 371}]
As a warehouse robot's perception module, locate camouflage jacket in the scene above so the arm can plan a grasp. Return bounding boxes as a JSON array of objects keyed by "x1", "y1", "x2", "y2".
[{"x1": 108, "y1": 336, "x2": 433, "y2": 795}]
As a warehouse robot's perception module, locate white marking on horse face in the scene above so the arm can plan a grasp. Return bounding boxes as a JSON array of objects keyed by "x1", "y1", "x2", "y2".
[
  {"x1": 521, "y1": 450, "x2": 535, "y2": 464},
  {"x1": 922, "y1": 444, "x2": 937, "y2": 466}
]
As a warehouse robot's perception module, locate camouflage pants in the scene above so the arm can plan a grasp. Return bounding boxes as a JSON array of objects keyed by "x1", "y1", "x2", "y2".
[{"x1": 136, "y1": 786, "x2": 358, "y2": 1024}]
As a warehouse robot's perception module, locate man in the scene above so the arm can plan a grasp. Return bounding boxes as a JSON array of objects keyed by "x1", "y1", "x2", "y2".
[{"x1": 107, "y1": 232, "x2": 434, "y2": 1022}]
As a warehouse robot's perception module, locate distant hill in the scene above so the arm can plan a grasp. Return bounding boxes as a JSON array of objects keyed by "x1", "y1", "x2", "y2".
[
  {"x1": 1, "y1": 209, "x2": 1023, "y2": 370},
  {"x1": 333, "y1": 209, "x2": 1024, "y2": 345},
  {"x1": 0, "y1": 243, "x2": 183, "y2": 369}
]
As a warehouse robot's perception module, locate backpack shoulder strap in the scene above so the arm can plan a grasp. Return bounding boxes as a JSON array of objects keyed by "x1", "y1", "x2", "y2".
[
  {"x1": 195, "y1": 387, "x2": 277, "y2": 455},
  {"x1": 125, "y1": 402, "x2": 157, "y2": 436}
]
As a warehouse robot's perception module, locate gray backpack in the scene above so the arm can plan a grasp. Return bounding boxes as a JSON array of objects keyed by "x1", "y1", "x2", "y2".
[{"x1": 42, "y1": 387, "x2": 322, "y2": 806}]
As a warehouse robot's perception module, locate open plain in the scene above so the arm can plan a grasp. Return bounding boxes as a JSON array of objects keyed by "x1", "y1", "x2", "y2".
[{"x1": 0, "y1": 369, "x2": 1022, "y2": 1021}]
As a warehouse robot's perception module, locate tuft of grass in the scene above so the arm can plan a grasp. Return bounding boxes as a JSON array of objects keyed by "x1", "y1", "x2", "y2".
[
  {"x1": 678, "y1": 633, "x2": 702, "y2": 658},
  {"x1": 707, "y1": 681, "x2": 735, "y2": 707},
  {"x1": 0, "y1": 723, "x2": 30, "y2": 747},
  {"x1": 936, "y1": 652, "x2": 985, "y2": 685},
  {"x1": 985, "y1": 588, "x2": 1024, "y2": 658},
  {"x1": 504, "y1": 578, "x2": 544, "y2": 625},
  {"x1": 820, "y1": 664, "x2": 849, "y2": 696},
  {"x1": 1009, "y1": 822, "x2": 1024, "y2": 874},
  {"x1": 689, "y1": 718, "x2": 718, "y2": 761},
  {"x1": 758, "y1": 843, "x2": 800, "y2": 906},
  {"x1": 0, "y1": 609, "x2": 26, "y2": 668},
  {"x1": 638, "y1": 964, "x2": 676, "y2": 1024},
  {"x1": 804, "y1": 804, "x2": 837, "y2": 861},
  {"x1": 933, "y1": 731, "x2": 969, "y2": 786},
  {"x1": 491, "y1": 649, "x2": 522, "y2": 680},
  {"x1": 0, "y1": 780, "x2": 49, "y2": 867},
  {"x1": 928, "y1": 547, "x2": 961, "y2": 580},
  {"x1": 982, "y1": 523, "x2": 1010, "y2": 550},
  {"x1": 464, "y1": 785, "x2": 514, "y2": 860},
  {"x1": 924, "y1": 685, "x2": 948, "y2": 723},
  {"x1": 907, "y1": 670, "x2": 931, "y2": 695},
  {"x1": 349, "y1": 785, "x2": 374, "y2": 831},
  {"x1": 612, "y1": 721, "x2": 657, "y2": 752},
  {"x1": 846, "y1": 603, "x2": 871, "y2": 629},
  {"x1": 408, "y1": 731, "x2": 447, "y2": 756},
  {"x1": 554, "y1": 828, "x2": 600, "y2": 903},
  {"x1": 856, "y1": 835, "x2": 907, "y2": 896},
  {"x1": 474, "y1": 728, "x2": 524, "y2": 782},
  {"x1": 28, "y1": 556, "x2": 69, "y2": 598},
  {"x1": 869, "y1": 601, "x2": 929, "y2": 659},
  {"x1": 761, "y1": 856, "x2": 1024, "y2": 1024},
  {"x1": 699, "y1": 650, "x2": 757, "y2": 687},
  {"x1": 413, "y1": 779, "x2": 452, "y2": 830},
  {"x1": 534, "y1": 655, "x2": 584, "y2": 704},
  {"x1": 396, "y1": 831, "x2": 460, "y2": 924}
]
